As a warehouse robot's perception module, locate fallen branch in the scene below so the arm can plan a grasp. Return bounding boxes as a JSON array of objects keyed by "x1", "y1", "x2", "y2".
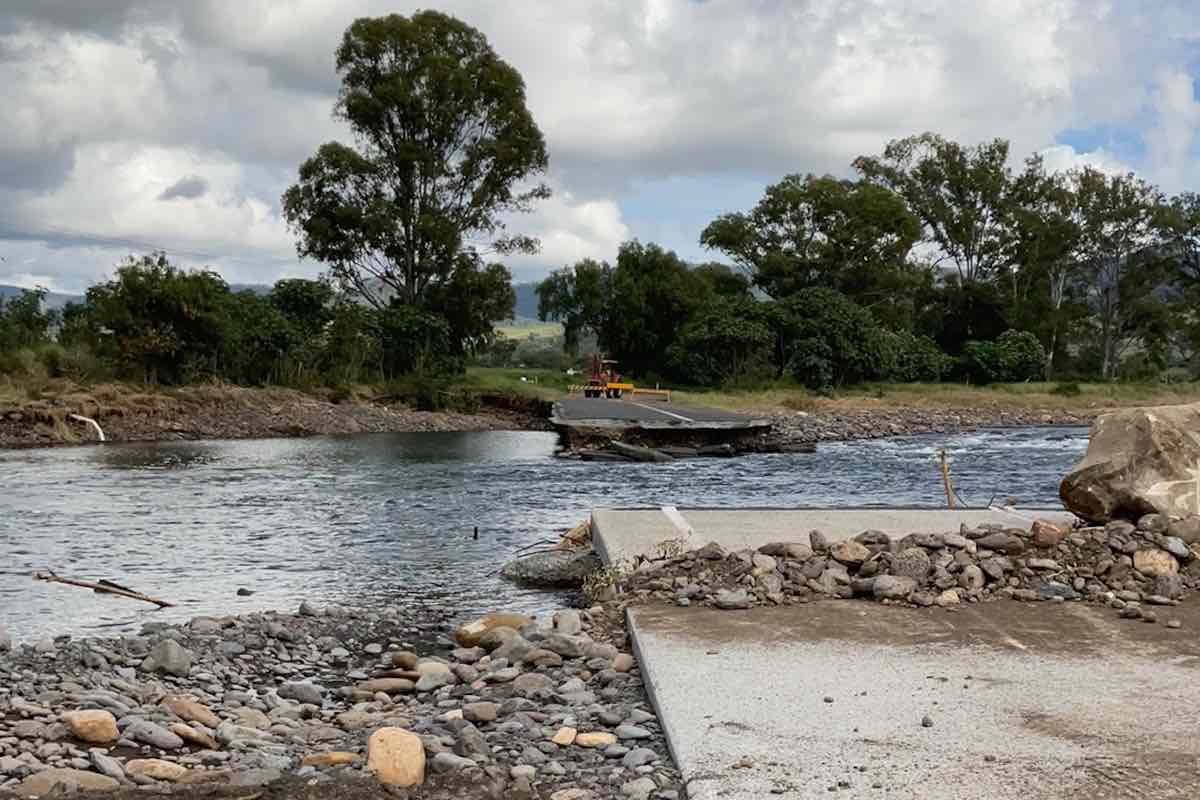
[
  {"x1": 68, "y1": 414, "x2": 106, "y2": 442},
  {"x1": 33, "y1": 571, "x2": 175, "y2": 607}
]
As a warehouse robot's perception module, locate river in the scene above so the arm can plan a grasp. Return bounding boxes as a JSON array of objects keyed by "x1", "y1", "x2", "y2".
[{"x1": 0, "y1": 426, "x2": 1088, "y2": 643}]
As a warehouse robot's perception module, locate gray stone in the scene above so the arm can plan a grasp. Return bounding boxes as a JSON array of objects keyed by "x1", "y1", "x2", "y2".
[
  {"x1": 542, "y1": 634, "x2": 585, "y2": 658},
  {"x1": 1061, "y1": 404, "x2": 1200, "y2": 522},
  {"x1": 1154, "y1": 574, "x2": 1185, "y2": 599},
  {"x1": 1163, "y1": 536, "x2": 1191, "y2": 559},
  {"x1": 873, "y1": 576, "x2": 917, "y2": 600},
  {"x1": 416, "y1": 670, "x2": 453, "y2": 693},
  {"x1": 942, "y1": 533, "x2": 970, "y2": 549},
  {"x1": 1138, "y1": 514, "x2": 1170, "y2": 534},
  {"x1": 809, "y1": 530, "x2": 829, "y2": 552},
  {"x1": 448, "y1": 719, "x2": 489, "y2": 759},
  {"x1": 696, "y1": 542, "x2": 726, "y2": 560},
  {"x1": 958, "y1": 564, "x2": 985, "y2": 591},
  {"x1": 622, "y1": 748, "x2": 658, "y2": 768},
  {"x1": 126, "y1": 720, "x2": 185, "y2": 750},
  {"x1": 463, "y1": 702, "x2": 498, "y2": 723},
  {"x1": 89, "y1": 749, "x2": 125, "y2": 781},
  {"x1": 891, "y1": 548, "x2": 932, "y2": 581},
  {"x1": 553, "y1": 609, "x2": 583, "y2": 636},
  {"x1": 615, "y1": 725, "x2": 652, "y2": 740},
  {"x1": 141, "y1": 639, "x2": 193, "y2": 677},
  {"x1": 278, "y1": 682, "x2": 325, "y2": 706},
  {"x1": 298, "y1": 601, "x2": 319, "y2": 617},
  {"x1": 714, "y1": 589, "x2": 751, "y2": 610},
  {"x1": 432, "y1": 752, "x2": 476, "y2": 773},
  {"x1": 0, "y1": 623, "x2": 11, "y2": 653},
  {"x1": 758, "y1": 542, "x2": 814, "y2": 560},
  {"x1": 980, "y1": 557, "x2": 1012, "y2": 580},
  {"x1": 1168, "y1": 515, "x2": 1200, "y2": 544},
  {"x1": 622, "y1": 776, "x2": 658, "y2": 800},
  {"x1": 499, "y1": 550, "x2": 602, "y2": 588}
]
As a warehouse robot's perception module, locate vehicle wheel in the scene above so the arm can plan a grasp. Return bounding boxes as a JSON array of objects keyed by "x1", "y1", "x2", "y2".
[{"x1": 613, "y1": 390, "x2": 623, "y2": 399}]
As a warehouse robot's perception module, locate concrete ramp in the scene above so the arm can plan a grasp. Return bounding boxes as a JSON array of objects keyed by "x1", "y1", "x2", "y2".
[
  {"x1": 592, "y1": 507, "x2": 1076, "y2": 565},
  {"x1": 629, "y1": 601, "x2": 1200, "y2": 800}
]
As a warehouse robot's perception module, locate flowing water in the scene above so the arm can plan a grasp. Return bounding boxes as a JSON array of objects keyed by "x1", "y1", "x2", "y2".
[{"x1": 0, "y1": 426, "x2": 1088, "y2": 642}]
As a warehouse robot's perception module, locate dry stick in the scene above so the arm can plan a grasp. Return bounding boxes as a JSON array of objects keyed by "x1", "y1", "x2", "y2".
[
  {"x1": 939, "y1": 449, "x2": 956, "y2": 509},
  {"x1": 33, "y1": 571, "x2": 175, "y2": 608}
]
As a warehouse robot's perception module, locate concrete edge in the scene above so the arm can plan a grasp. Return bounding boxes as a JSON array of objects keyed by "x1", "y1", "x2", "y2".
[{"x1": 624, "y1": 606, "x2": 700, "y2": 797}]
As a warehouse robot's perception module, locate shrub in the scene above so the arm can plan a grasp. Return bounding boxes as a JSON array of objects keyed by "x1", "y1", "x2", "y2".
[
  {"x1": 666, "y1": 296, "x2": 774, "y2": 386},
  {"x1": 962, "y1": 330, "x2": 1045, "y2": 384},
  {"x1": 775, "y1": 289, "x2": 891, "y2": 389},
  {"x1": 882, "y1": 330, "x2": 953, "y2": 382}
]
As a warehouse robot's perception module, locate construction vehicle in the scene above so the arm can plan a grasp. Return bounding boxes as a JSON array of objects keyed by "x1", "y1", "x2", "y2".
[{"x1": 582, "y1": 353, "x2": 632, "y2": 398}]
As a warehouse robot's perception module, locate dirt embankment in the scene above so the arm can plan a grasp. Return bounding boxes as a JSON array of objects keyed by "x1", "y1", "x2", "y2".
[{"x1": 0, "y1": 383, "x2": 547, "y2": 449}]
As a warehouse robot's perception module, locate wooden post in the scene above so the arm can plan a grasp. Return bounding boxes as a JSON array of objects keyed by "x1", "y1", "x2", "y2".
[{"x1": 939, "y1": 450, "x2": 956, "y2": 509}]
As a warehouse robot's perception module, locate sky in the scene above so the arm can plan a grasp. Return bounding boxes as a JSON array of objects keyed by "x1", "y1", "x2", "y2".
[{"x1": 1, "y1": 0, "x2": 1198, "y2": 292}]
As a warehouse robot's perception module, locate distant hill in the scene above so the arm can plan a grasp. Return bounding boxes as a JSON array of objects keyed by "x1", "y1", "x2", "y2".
[
  {"x1": 0, "y1": 285, "x2": 82, "y2": 310},
  {"x1": 513, "y1": 282, "x2": 540, "y2": 320}
]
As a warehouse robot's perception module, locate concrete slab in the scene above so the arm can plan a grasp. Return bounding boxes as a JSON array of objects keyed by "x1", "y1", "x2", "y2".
[
  {"x1": 629, "y1": 600, "x2": 1200, "y2": 800},
  {"x1": 592, "y1": 507, "x2": 1077, "y2": 565}
]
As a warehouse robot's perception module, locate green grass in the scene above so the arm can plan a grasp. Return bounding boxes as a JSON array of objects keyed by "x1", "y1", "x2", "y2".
[
  {"x1": 459, "y1": 366, "x2": 572, "y2": 401},
  {"x1": 672, "y1": 380, "x2": 1200, "y2": 414},
  {"x1": 494, "y1": 321, "x2": 563, "y2": 340}
]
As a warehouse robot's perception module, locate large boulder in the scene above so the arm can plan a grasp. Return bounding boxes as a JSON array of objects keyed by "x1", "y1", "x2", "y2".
[
  {"x1": 1060, "y1": 404, "x2": 1200, "y2": 523},
  {"x1": 499, "y1": 550, "x2": 601, "y2": 588}
]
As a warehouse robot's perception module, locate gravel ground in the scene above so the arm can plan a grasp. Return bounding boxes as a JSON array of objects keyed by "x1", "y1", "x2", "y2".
[{"x1": 0, "y1": 601, "x2": 681, "y2": 799}]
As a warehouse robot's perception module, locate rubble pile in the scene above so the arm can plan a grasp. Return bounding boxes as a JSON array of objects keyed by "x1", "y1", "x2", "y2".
[{"x1": 621, "y1": 513, "x2": 1200, "y2": 618}]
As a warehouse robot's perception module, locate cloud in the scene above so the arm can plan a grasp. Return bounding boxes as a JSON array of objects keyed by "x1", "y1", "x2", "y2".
[
  {"x1": 158, "y1": 174, "x2": 210, "y2": 201},
  {"x1": 0, "y1": 0, "x2": 1198, "y2": 291}
]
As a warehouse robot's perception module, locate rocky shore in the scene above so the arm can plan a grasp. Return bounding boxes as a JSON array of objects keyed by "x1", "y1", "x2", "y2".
[
  {"x1": 0, "y1": 384, "x2": 542, "y2": 449},
  {"x1": 766, "y1": 405, "x2": 1094, "y2": 446},
  {"x1": 619, "y1": 512, "x2": 1200, "y2": 619},
  {"x1": 0, "y1": 602, "x2": 678, "y2": 800}
]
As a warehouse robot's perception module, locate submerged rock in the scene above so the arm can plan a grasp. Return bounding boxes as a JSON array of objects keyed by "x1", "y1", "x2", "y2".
[{"x1": 500, "y1": 550, "x2": 602, "y2": 588}]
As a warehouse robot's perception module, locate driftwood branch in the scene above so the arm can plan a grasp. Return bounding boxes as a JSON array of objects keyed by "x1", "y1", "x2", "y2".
[{"x1": 33, "y1": 571, "x2": 175, "y2": 607}]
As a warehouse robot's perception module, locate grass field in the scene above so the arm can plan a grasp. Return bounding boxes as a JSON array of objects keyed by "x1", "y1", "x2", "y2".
[
  {"x1": 670, "y1": 380, "x2": 1200, "y2": 415},
  {"x1": 494, "y1": 321, "x2": 562, "y2": 340}
]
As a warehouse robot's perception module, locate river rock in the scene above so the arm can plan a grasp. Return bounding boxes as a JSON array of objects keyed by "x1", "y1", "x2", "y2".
[
  {"x1": 872, "y1": 575, "x2": 917, "y2": 600},
  {"x1": 162, "y1": 695, "x2": 221, "y2": 729},
  {"x1": 959, "y1": 564, "x2": 985, "y2": 591},
  {"x1": 358, "y1": 678, "x2": 415, "y2": 695},
  {"x1": 368, "y1": 728, "x2": 425, "y2": 787},
  {"x1": 1060, "y1": 404, "x2": 1200, "y2": 522},
  {"x1": 0, "y1": 623, "x2": 10, "y2": 652},
  {"x1": 1031, "y1": 520, "x2": 1067, "y2": 548},
  {"x1": 303, "y1": 752, "x2": 360, "y2": 768},
  {"x1": 126, "y1": 720, "x2": 185, "y2": 750},
  {"x1": 576, "y1": 732, "x2": 617, "y2": 748},
  {"x1": 141, "y1": 639, "x2": 193, "y2": 677},
  {"x1": 126, "y1": 758, "x2": 189, "y2": 782},
  {"x1": 90, "y1": 750, "x2": 126, "y2": 781},
  {"x1": 279, "y1": 681, "x2": 326, "y2": 706},
  {"x1": 1168, "y1": 515, "x2": 1200, "y2": 544},
  {"x1": 609, "y1": 441, "x2": 673, "y2": 462},
  {"x1": 829, "y1": 540, "x2": 870, "y2": 565},
  {"x1": 892, "y1": 548, "x2": 931, "y2": 581},
  {"x1": 171, "y1": 723, "x2": 217, "y2": 750},
  {"x1": 500, "y1": 550, "x2": 602, "y2": 588},
  {"x1": 758, "y1": 542, "x2": 814, "y2": 560},
  {"x1": 1133, "y1": 549, "x2": 1179, "y2": 577},
  {"x1": 61, "y1": 710, "x2": 119, "y2": 744},
  {"x1": 455, "y1": 613, "x2": 534, "y2": 648},
  {"x1": 714, "y1": 589, "x2": 750, "y2": 610},
  {"x1": 14, "y1": 767, "x2": 119, "y2": 795}
]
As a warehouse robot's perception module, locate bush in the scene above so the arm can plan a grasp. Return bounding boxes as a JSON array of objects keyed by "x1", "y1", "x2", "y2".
[
  {"x1": 961, "y1": 330, "x2": 1045, "y2": 384},
  {"x1": 881, "y1": 330, "x2": 953, "y2": 382},
  {"x1": 776, "y1": 289, "x2": 892, "y2": 389}
]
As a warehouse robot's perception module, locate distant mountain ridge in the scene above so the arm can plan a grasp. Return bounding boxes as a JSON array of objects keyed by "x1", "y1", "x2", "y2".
[
  {"x1": 0, "y1": 285, "x2": 81, "y2": 310},
  {"x1": 513, "y1": 282, "x2": 539, "y2": 320}
]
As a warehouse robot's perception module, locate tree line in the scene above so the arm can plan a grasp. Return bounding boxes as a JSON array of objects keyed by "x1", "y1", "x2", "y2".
[{"x1": 538, "y1": 134, "x2": 1200, "y2": 388}]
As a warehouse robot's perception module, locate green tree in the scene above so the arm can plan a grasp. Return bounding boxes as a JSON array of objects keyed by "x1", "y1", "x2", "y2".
[
  {"x1": 269, "y1": 278, "x2": 334, "y2": 337},
  {"x1": 1000, "y1": 157, "x2": 1083, "y2": 376},
  {"x1": 772, "y1": 288, "x2": 892, "y2": 389},
  {"x1": 536, "y1": 259, "x2": 613, "y2": 355},
  {"x1": 1069, "y1": 167, "x2": 1167, "y2": 379},
  {"x1": 667, "y1": 295, "x2": 774, "y2": 386},
  {"x1": 85, "y1": 252, "x2": 230, "y2": 384},
  {"x1": 700, "y1": 174, "x2": 921, "y2": 300},
  {"x1": 220, "y1": 291, "x2": 298, "y2": 385},
  {"x1": 854, "y1": 133, "x2": 1013, "y2": 285},
  {"x1": 425, "y1": 255, "x2": 516, "y2": 358},
  {"x1": 281, "y1": 11, "x2": 549, "y2": 311},
  {"x1": 961, "y1": 330, "x2": 1046, "y2": 384},
  {"x1": 0, "y1": 288, "x2": 56, "y2": 350}
]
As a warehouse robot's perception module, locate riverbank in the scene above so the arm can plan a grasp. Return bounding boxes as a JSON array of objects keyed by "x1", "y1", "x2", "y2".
[
  {"x1": 0, "y1": 382, "x2": 545, "y2": 449},
  {"x1": 0, "y1": 601, "x2": 680, "y2": 799}
]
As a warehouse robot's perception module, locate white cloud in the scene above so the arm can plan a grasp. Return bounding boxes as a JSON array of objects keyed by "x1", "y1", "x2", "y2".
[{"x1": 1, "y1": 0, "x2": 1199, "y2": 290}]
